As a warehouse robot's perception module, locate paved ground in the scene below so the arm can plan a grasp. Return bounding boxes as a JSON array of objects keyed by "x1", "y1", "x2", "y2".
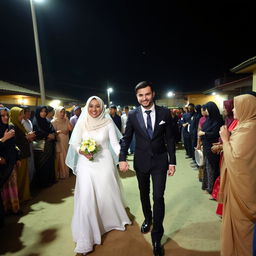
[{"x1": 0, "y1": 147, "x2": 221, "y2": 256}]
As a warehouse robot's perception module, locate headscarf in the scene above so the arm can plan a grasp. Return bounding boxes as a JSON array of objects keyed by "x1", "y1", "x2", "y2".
[
  {"x1": 234, "y1": 94, "x2": 256, "y2": 124},
  {"x1": 0, "y1": 107, "x2": 17, "y2": 167},
  {"x1": 190, "y1": 104, "x2": 202, "y2": 135},
  {"x1": 202, "y1": 101, "x2": 223, "y2": 133},
  {"x1": 83, "y1": 96, "x2": 111, "y2": 131},
  {"x1": 9, "y1": 107, "x2": 27, "y2": 134},
  {"x1": 33, "y1": 106, "x2": 54, "y2": 133},
  {"x1": 0, "y1": 107, "x2": 10, "y2": 137},
  {"x1": 52, "y1": 106, "x2": 66, "y2": 123},
  {"x1": 66, "y1": 96, "x2": 114, "y2": 174},
  {"x1": 219, "y1": 94, "x2": 256, "y2": 221},
  {"x1": 223, "y1": 99, "x2": 234, "y2": 127}
]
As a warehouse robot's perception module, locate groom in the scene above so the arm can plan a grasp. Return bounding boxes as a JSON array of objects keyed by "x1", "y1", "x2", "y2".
[{"x1": 119, "y1": 81, "x2": 176, "y2": 256}]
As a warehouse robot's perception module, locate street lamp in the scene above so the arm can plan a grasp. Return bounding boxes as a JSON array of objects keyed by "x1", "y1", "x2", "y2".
[
  {"x1": 167, "y1": 91, "x2": 175, "y2": 97},
  {"x1": 107, "y1": 88, "x2": 113, "y2": 107},
  {"x1": 30, "y1": 0, "x2": 46, "y2": 105}
]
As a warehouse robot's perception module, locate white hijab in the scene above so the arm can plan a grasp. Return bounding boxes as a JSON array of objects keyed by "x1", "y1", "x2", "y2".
[
  {"x1": 83, "y1": 96, "x2": 111, "y2": 131},
  {"x1": 65, "y1": 96, "x2": 118, "y2": 174}
]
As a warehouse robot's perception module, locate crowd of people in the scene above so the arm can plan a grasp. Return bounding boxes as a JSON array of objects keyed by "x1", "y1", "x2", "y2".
[
  {"x1": 0, "y1": 103, "x2": 135, "y2": 227},
  {"x1": 170, "y1": 92, "x2": 256, "y2": 255},
  {"x1": 0, "y1": 88, "x2": 256, "y2": 256}
]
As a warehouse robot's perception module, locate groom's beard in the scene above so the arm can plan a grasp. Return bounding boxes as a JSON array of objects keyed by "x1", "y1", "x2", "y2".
[{"x1": 140, "y1": 100, "x2": 154, "y2": 109}]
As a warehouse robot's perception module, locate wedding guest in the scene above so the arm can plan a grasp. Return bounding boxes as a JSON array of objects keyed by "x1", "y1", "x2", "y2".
[
  {"x1": 171, "y1": 109, "x2": 180, "y2": 144},
  {"x1": 121, "y1": 106, "x2": 129, "y2": 135},
  {"x1": 219, "y1": 94, "x2": 256, "y2": 256},
  {"x1": 51, "y1": 106, "x2": 72, "y2": 179},
  {"x1": 22, "y1": 106, "x2": 36, "y2": 182},
  {"x1": 10, "y1": 107, "x2": 32, "y2": 203},
  {"x1": 211, "y1": 99, "x2": 238, "y2": 213},
  {"x1": 198, "y1": 102, "x2": 223, "y2": 194},
  {"x1": 109, "y1": 105, "x2": 121, "y2": 132},
  {"x1": 189, "y1": 104, "x2": 202, "y2": 168},
  {"x1": 0, "y1": 107, "x2": 20, "y2": 218},
  {"x1": 46, "y1": 106, "x2": 55, "y2": 122},
  {"x1": 70, "y1": 106, "x2": 81, "y2": 128},
  {"x1": 181, "y1": 103, "x2": 195, "y2": 158},
  {"x1": 33, "y1": 106, "x2": 56, "y2": 187},
  {"x1": 196, "y1": 105, "x2": 208, "y2": 182},
  {"x1": 121, "y1": 106, "x2": 135, "y2": 154}
]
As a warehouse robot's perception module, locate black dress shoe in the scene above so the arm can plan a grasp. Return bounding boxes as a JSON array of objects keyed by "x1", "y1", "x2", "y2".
[
  {"x1": 140, "y1": 219, "x2": 152, "y2": 233},
  {"x1": 153, "y1": 242, "x2": 164, "y2": 256}
]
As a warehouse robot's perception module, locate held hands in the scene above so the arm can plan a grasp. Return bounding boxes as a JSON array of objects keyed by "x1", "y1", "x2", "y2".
[
  {"x1": 119, "y1": 161, "x2": 129, "y2": 172},
  {"x1": 168, "y1": 165, "x2": 176, "y2": 176},
  {"x1": 219, "y1": 125, "x2": 230, "y2": 143}
]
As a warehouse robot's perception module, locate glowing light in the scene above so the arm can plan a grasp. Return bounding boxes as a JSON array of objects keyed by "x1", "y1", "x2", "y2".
[
  {"x1": 167, "y1": 91, "x2": 175, "y2": 97},
  {"x1": 18, "y1": 98, "x2": 28, "y2": 105},
  {"x1": 49, "y1": 99, "x2": 61, "y2": 108},
  {"x1": 34, "y1": 0, "x2": 45, "y2": 3},
  {"x1": 107, "y1": 88, "x2": 113, "y2": 93},
  {"x1": 212, "y1": 92, "x2": 216, "y2": 96}
]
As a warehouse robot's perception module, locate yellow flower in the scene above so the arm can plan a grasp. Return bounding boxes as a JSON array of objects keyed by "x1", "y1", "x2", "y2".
[
  {"x1": 88, "y1": 145, "x2": 96, "y2": 152},
  {"x1": 80, "y1": 145, "x2": 86, "y2": 152}
]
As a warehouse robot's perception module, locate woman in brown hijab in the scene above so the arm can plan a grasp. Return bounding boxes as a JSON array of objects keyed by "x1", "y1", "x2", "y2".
[{"x1": 219, "y1": 94, "x2": 256, "y2": 256}]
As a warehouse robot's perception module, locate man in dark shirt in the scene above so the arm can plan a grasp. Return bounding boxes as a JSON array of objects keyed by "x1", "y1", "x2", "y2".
[{"x1": 109, "y1": 105, "x2": 121, "y2": 132}]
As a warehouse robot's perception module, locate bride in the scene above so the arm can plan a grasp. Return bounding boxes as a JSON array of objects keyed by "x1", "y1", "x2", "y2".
[{"x1": 66, "y1": 96, "x2": 131, "y2": 255}]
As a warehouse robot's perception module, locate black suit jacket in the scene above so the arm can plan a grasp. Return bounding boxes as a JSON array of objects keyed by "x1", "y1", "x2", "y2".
[{"x1": 119, "y1": 105, "x2": 176, "y2": 173}]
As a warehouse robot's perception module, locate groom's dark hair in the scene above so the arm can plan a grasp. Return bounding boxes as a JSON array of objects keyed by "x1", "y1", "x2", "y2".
[{"x1": 135, "y1": 81, "x2": 154, "y2": 94}]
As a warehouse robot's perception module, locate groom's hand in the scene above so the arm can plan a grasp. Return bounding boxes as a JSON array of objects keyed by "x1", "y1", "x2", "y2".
[
  {"x1": 119, "y1": 161, "x2": 129, "y2": 172},
  {"x1": 168, "y1": 165, "x2": 176, "y2": 176}
]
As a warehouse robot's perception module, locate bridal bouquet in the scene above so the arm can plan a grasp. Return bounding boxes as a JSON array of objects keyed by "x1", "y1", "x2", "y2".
[{"x1": 80, "y1": 139, "x2": 100, "y2": 161}]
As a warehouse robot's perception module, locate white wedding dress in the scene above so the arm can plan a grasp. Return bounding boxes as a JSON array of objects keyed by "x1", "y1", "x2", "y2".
[{"x1": 71, "y1": 121, "x2": 131, "y2": 254}]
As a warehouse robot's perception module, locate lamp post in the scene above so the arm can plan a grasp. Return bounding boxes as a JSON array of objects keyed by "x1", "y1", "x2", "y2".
[
  {"x1": 107, "y1": 88, "x2": 113, "y2": 107},
  {"x1": 30, "y1": 0, "x2": 46, "y2": 105}
]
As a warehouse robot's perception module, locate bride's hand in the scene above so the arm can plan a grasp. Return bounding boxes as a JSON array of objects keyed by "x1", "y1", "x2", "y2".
[
  {"x1": 79, "y1": 150, "x2": 93, "y2": 160},
  {"x1": 119, "y1": 161, "x2": 129, "y2": 172}
]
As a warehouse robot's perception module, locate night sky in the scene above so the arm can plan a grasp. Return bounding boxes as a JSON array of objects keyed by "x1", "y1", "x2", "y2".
[{"x1": 1, "y1": 0, "x2": 255, "y2": 105}]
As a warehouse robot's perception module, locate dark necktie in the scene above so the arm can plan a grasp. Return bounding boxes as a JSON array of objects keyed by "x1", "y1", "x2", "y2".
[{"x1": 145, "y1": 110, "x2": 153, "y2": 138}]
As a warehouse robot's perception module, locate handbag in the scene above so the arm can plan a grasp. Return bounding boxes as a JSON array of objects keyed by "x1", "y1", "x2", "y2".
[
  {"x1": 32, "y1": 140, "x2": 45, "y2": 151},
  {"x1": 195, "y1": 149, "x2": 205, "y2": 167}
]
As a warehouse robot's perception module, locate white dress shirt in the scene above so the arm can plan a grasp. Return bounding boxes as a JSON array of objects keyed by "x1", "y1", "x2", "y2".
[
  {"x1": 121, "y1": 113, "x2": 128, "y2": 134},
  {"x1": 22, "y1": 119, "x2": 33, "y2": 133},
  {"x1": 141, "y1": 104, "x2": 156, "y2": 131}
]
